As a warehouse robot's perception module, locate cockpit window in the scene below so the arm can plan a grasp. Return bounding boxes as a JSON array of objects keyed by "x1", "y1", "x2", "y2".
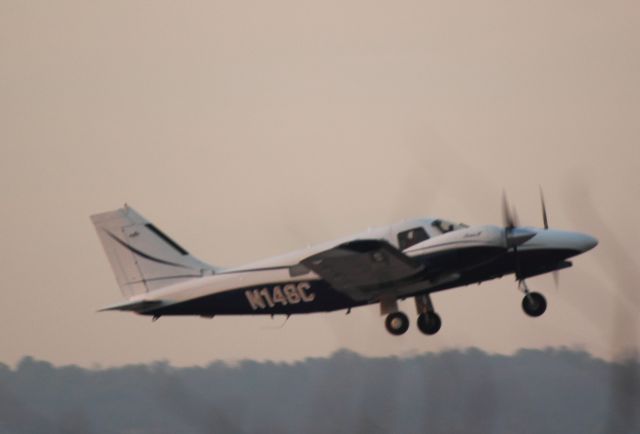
[
  {"x1": 398, "y1": 227, "x2": 429, "y2": 250},
  {"x1": 431, "y1": 219, "x2": 468, "y2": 234}
]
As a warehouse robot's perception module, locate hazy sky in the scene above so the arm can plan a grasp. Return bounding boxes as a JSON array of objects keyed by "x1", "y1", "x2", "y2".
[{"x1": 1, "y1": 0, "x2": 638, "y2": 367}]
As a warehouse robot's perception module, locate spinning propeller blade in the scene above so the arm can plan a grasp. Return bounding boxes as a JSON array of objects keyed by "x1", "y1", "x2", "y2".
[
  {"x1": 539, "y1": 187, "x2": 560, "y2": 288},
  {"x1": 502, "y1": 192, "x2": 517, "y2": 229},
  {"x1": 502, "y1": 193, "x2": 533, "y2": 249},
  {"x1": 504, "y1": 189, "x2": 563, "y2": 286},
  {"x1": 540, "y1": 186, "x2": 549, "y2": 229}
]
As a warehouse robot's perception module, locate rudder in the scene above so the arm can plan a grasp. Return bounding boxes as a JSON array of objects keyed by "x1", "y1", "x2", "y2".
[{"x1": 90, "y1": 206, "x2": 219, "y2": 298}]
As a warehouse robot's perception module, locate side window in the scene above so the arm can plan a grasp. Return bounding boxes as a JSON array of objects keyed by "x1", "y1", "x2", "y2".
[{"x1": 397, "y1": 227, "x2": 429, "y2": 250}]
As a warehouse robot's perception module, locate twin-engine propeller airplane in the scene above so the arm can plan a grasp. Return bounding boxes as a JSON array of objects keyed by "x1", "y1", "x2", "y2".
[{"x1": 91, "y1": 193, "x2": 597, "y2": 336}]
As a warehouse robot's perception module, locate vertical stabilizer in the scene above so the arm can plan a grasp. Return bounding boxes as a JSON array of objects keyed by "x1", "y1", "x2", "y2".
[{"x1": 90, "y1": 206, "x2": 218, "y2": 298}]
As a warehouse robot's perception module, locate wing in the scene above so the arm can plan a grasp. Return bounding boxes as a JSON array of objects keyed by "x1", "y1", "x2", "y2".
[{"x1": 300, "y1": 239, "x2": 424, "y2": 301}]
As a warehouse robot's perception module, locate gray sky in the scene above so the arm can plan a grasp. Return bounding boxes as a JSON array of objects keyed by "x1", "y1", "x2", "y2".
[{"x1": 1, "y1": 0, "x2": 638, "y2": 367}]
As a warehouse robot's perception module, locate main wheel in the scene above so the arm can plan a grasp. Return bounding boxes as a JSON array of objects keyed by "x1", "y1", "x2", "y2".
[
  {"x1": 522, "y1": 292, "x2": 547, "y2": 317},
  {"x1": 417, "y1": 312, "x2": 442, "y2": 335},
  {"x1": 385, "y1": 312, "x2": 409, "y2": 335}
]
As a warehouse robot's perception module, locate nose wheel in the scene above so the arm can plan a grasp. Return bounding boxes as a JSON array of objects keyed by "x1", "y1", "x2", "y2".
[
  {"x1": 519, "y1": 280, "x2": 547, "y2": 317},
  {"x1": 522, "y1": 292, "x2": 547, "y2": 317},
  {"x1": 385, "y1": 312, "x2": 410, "y2": 335}
]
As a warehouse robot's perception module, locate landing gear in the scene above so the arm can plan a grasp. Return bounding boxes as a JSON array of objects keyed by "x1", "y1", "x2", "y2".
[
  {"x1": 417, "y1": 312, "x2": 441, "y2": 335},
  {"x1": 522, "y1": 292, "x2": 547, "y2": 317},
  {"x1": 415, "y1": 293, "x2": 442, "y2": 335},
  {"x1": 380, "y1": 294, "x2": 442, "y2": 336},
  {"x1": 380, "y1": 297, "x2": 409, "y2": 336},
  {"x1": 518, "y1": 280, "x2": 547, "y2": 317},
  {"x1": 385, "y1": 312, "x2": 410, "y2": 335}
]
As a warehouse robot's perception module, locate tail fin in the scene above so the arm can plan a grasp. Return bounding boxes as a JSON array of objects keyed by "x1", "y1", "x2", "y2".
[{"x1": 90, "y1": 206, "x2": 219, "y2": 298}]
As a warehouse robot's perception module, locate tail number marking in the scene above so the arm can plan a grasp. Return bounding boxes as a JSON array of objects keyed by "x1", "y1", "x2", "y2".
[{"x1": 245, "y1": 282, "x2": 315, "y2": 311}]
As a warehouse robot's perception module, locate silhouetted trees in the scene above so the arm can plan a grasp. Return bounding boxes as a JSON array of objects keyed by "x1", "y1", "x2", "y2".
[{"x1": 0, "y1": 349, "x2": 638, "y2": 434}]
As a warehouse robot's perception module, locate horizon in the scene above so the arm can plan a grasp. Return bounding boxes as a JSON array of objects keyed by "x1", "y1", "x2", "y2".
[{"x1": 3, "y1": 345, "x2": 638, "y2": 371}]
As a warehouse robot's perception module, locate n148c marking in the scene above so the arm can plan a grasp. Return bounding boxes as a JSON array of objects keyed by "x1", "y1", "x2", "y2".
[{"x1": 245, "y1": 282, "x2": 315, "y2": 311}]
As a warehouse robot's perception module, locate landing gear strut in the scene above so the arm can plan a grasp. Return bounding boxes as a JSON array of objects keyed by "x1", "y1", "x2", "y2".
[
  {"x1": 519, "y1": 280, "x2": 547, "y2": 317},
  {"x1": 415, "y1": 294, "x2": 442, "y2": 335}
]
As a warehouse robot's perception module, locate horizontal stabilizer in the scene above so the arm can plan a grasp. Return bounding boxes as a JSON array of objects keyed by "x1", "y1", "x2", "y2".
[{"x1": 98, "y1": 300, "x2": 165, "y2": 313}]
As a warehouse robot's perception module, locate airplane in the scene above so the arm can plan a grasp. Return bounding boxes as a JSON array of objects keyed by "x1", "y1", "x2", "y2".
[{"x1": 90, "y1": 193, "x2": 598, "y2": 336}]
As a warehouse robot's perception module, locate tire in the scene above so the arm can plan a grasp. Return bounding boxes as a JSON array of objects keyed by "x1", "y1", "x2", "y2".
[
  {"x1": 522, "y1": 292, "x2": 547, "y2": 317},
  {"x1": 385, "y1": 312, "x2": 410, "y2": 335},
  {"x1": 417, "y1": 312, "x2": 442, "y2": 335}
]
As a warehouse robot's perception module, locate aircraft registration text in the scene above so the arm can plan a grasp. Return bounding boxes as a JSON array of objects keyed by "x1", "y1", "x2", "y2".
[{"x1": 245, "y1": 282, "x2": 315, "y2": 311}]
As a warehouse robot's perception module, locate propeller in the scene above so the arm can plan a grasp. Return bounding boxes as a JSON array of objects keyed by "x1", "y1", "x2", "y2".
[
  {"x1": 502, "y1": 193, "x2": 534, "y2": 250},
  {"x1": 502, "y1": 193, "x2": 532, "y2": 281},
  {"x1": 540, "y1": 186, "x2": 549, "y2": 229},
  {"x1": 539, "y1": 186, "x2": 559, "y2": 288},
  {"x1": 502, "y1": 191, "x2": 566, "y2": 284},
  {"x1": 502, "y1": 192, "x2": 518, "y2": 230}
]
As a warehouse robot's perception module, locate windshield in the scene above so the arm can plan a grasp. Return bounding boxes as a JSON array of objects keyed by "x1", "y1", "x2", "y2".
[{"x1": 431, "y1": 219, "x2": 468, "y2": 234}]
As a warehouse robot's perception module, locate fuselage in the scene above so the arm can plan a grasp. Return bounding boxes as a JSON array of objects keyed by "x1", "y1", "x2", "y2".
[{"x1": 139, "y1": 218, "x2": 597, "y2": 318}]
